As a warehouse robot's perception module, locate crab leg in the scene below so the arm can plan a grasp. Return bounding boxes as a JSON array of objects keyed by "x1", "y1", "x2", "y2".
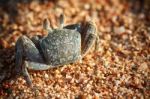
[{"x1": 15, "y1": 36, "x2": 45, "y2": 86}]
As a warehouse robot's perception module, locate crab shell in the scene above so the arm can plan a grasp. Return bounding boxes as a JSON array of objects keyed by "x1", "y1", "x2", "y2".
[{"x1": 40, "y1": 29, "x2": 81, "y2": 66}]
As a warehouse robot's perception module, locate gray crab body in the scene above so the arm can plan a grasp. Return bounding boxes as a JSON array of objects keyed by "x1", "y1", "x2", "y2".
[
  {"x1": 15, "y1": 14, "x2": 99, "y2": 87},
  {"x1": 40, "y1": 29, "x2": 81, "y2": 66}
]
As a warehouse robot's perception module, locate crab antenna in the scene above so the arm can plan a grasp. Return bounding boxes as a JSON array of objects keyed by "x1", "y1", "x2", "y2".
[
  {"x1": 59, "y1": 14, "x2": 65, "y2": 28},
  {"x1": 43, "y1": 18, "x2": 52, "y2": 31}
]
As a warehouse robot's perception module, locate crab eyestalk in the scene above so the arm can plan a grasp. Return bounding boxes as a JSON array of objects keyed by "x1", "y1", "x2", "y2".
[
  {"x1": 59, "y1": 14, "x2": 65, "y2": 28},
  {"x1": 43, "y1": 18, "x2": 52, "y2": 32}
]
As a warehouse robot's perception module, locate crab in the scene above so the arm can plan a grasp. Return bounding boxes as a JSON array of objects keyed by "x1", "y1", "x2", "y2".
[{"x1": 15, "y1": 14, "x2": 99, "y2": 87}]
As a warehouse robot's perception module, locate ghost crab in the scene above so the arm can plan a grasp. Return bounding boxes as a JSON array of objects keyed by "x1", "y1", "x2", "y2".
[{"x1": 15, "y1": 14, "x2": 99, "y2": 87}]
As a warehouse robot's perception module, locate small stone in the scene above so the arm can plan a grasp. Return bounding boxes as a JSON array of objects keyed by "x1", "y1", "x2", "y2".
[
  {"x1": 114, "y1": 26, "x2": 126, "y2": 34},
  {"x1": 44, "y1": 73, "x2": 49, "y2": 79},
  {"x1": 138, "y1": 62, "x2": 148, "y2": 72},
  {"x1": 84, "y1": 4, "x2": 90, "y2": 10},
  {"x1": 0, "y1": 62, "x2": 3, "y2": 68},
  {"x1": 78, "y1": 94, "x2": 86, "y2": 99}
]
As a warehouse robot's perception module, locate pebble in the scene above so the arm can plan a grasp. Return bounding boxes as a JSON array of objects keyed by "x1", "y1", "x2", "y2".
[
  {"x1": 44, "y1": 73, "x2": 49, "y2": 79},
  {"x1": 114, "y1": 26, "x2": 126, "y2": 34},
  {"x1": 0, "y1": 62, "x2": 3, "y2": 68}
]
